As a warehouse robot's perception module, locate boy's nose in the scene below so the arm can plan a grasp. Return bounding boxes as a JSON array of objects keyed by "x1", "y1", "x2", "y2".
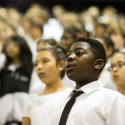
[{"x1": 67, "y1": 53, "x2": 75, "y2": 61}]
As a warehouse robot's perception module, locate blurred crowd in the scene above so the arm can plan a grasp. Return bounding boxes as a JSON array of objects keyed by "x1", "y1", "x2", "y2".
[{"x1": 0, "y1": 3, "x2": 125, "y2": 125}]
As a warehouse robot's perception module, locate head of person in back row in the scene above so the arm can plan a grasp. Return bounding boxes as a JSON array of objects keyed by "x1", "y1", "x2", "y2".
[
  {"x1": 30, "y1": 21, "x2": 43, "y2": 41},
  {"x1": 34, "y1": 45, "x2": 66, "y2": 95},
  {"x1": 60, "y1": 26, "x2": 77, "y2": 53},
  {"x1": 65, "y1": 37, "x2": 106, "y2": 88},
  {"x1": 37, "y1": 38, "x2": 57, "y2": 51},
  {"x1": 108, "y1": 51, "x2": 125, "y2": 96},
  {"x1": 96, "y1": 35, "x2": 114, "y2": 63}
]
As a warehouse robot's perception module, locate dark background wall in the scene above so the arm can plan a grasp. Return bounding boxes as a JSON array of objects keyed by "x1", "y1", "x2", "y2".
[{"x1": 0, "y1": 0, "x2": 125, "y2": 13}]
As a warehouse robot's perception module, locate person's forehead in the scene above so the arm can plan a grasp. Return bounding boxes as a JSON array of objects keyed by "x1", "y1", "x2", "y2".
[
  {"x1": 70, "y1": 41, "x2": 91, "y2": 50},
  {"x1": 37, "y1": 50, "x2": 52, "y2": 58},
  {"x1": 6, "y1": 39, "x2": 17, "y2": 45},
  {"x1": 112, "y1": 53, "x2": 125, "y2": 63}
]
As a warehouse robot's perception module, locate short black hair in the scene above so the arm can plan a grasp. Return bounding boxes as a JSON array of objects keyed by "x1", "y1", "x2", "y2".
[
  {"x1": 38, "y1": 45, "x2": 66, "y2": 78},
  {"x1": 73, "y1": 37, "x2": 106, "y2": 71}
]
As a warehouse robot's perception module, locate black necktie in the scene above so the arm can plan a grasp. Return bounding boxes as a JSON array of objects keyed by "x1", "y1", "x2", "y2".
[{"x1": 59, "y1": 90, "x2": 83, "y2": 125}]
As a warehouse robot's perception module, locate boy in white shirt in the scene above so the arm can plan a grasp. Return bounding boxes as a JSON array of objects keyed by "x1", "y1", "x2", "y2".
[{"x1": 51, "y1": 37, "x2": 125, "y2": 125}]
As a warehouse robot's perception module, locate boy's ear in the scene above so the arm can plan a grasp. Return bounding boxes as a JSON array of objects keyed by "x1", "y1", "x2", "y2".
[
  {"x1": 94, "y1": 59, "x2": 105, "y2": 70},
  {"x1": 57, "y1": 60, "x2": 65, "y2": 72}
]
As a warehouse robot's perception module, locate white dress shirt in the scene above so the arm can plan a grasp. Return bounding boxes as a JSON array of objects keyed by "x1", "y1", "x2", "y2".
[
  {"x1": 23, "y1": 88, "x2": 73, "y2": 125},
  {"x1": 0, "y1": 92, "x2": 28, "y2": 124},
  {"x1": 51, "y1": 80, "x2": 125, "y2": 125}
]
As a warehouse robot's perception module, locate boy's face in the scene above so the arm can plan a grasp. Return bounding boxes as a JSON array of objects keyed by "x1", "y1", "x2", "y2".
[{"x1": 66, "y1": 41, "x2": 96, "y2": 83}]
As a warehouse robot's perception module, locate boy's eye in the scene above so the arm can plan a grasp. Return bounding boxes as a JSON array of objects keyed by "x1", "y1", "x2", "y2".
[{"x1": 75, "y1": 51, "x2": 84, "y2": 56}]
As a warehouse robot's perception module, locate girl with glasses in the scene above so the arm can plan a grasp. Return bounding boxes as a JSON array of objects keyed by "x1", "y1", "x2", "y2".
[{"x1": 109, "y1": 52, "x2": 125, "y2": 95}]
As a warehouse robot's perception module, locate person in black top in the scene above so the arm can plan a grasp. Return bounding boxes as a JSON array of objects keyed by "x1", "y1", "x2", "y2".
[{"x1": 0, "y1": 35, "x2": 33, "y2": 125}]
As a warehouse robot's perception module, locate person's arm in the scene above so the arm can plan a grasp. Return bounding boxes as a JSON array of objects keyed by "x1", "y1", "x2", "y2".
[
  {"x1": 22, "y1": 95, "x2": 32, "y2": 125},
  {"x1": 22, "y1": 117, "x2": 31, "y2": 125}
]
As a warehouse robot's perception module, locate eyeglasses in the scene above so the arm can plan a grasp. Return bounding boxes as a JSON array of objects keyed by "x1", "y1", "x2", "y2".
[{"x1": 108, "y1": 62, "x2": 125, "y2": 71}]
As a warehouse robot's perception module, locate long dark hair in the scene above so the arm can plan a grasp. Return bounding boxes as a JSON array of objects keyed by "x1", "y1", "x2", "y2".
[{"x1": 3, "y1": 35, "x2": 33, "y2": 76}]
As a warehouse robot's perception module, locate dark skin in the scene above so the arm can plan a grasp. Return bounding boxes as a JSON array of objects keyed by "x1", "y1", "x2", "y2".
[{"x1": 66, "y1": 42, "x2": 104, "y2": 89}]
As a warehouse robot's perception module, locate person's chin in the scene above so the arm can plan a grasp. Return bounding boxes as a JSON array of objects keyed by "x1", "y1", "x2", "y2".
[{"x1": 66, "y1": 70, "x2": 76, "y2": 80}]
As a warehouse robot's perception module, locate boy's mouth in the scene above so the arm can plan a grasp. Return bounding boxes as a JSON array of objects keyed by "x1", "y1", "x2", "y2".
[{"x1": 66, "y1": 64, "x2": 75, "y2": 71}]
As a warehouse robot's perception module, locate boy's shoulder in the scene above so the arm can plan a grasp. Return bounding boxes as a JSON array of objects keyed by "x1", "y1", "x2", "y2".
[
  {"x1": 98, "y1": 87, "x2": 121, "y2": 95},
  {"x1": 94, "y1": 87, "x2": 125, "y2": 101}
]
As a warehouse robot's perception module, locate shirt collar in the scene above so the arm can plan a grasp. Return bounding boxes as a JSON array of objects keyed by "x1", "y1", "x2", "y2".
[
  {"x1": 8, "y1": 63, "x2": 21, "y2": 71},
  {"x1": 74, "y1": 80, "x2": 103, "y2": 94}
]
